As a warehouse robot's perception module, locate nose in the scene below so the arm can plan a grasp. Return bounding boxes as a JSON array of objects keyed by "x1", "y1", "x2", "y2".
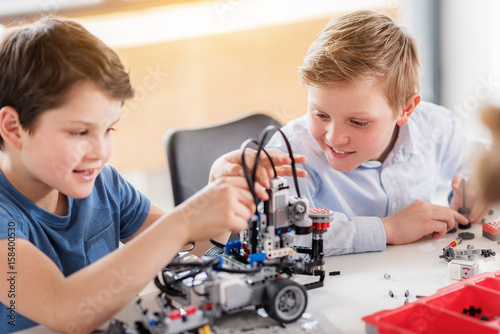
[
  {"x1": 87, "y1": 135, "x2": 110, "y2": 161},
  {"x1": 326, "y1": 121, "x2": 349, "y2": 146}
]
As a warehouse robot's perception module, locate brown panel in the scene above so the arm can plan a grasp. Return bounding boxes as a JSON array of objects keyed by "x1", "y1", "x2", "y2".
[{"x1": 109, "y1": 17, "x2": 331, "y2": 172}]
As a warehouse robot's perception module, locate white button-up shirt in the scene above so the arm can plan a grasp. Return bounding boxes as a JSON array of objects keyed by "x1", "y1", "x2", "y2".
[{"x1": 266, "y1": 101, "x2": 478, "y2": 256}]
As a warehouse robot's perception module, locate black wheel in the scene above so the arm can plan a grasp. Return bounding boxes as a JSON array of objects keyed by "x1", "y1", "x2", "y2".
[{"x1": 263, "y1": 278, "x2": 308, "y2": 323}]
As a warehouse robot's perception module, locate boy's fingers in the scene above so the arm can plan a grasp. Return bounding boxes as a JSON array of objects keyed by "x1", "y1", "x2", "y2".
[
  {"x1": 452, "y1": 209, "x2": 470, "y2": 225},
  {"x1": 427, "y1": 216, "x2": 448, "y2": 237},
  {"x1": 431, "y1": 207, "x2": 456, "y2": 231},
  {"x1": 252, "y1": 182, "x2": 269, "y2": 201},
  {"x1": 274, "y1": 166, "x2": 308, "y2": 178},
  {"x1": 292, "y1": 154, "x2": 307, "y2": 164},
  {"x1": 470, "y1": 204, "x2": 490, "y2": 224}
]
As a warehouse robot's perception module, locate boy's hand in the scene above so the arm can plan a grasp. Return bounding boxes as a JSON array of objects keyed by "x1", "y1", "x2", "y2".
[
  {"x1": 209, "y1": 148, "x2": 307, "y2": 201},
  {"x1": 449, "y1": 172, "x2": 491, "y2": 224},
  {"x1": 174, "y1": 176, "x2": 256, "y2": 242},
  {"x1": 381, "y1": 200, "x2": 468, "y2": 245}
]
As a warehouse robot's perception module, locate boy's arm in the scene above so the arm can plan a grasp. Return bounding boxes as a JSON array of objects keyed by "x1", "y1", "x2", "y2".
[
  {"x1": 126, "y1": 203, "x2": 231, "y2": 258},
  {"x1": 0, "y1": 177, "x2": 254, "y2": 333}
]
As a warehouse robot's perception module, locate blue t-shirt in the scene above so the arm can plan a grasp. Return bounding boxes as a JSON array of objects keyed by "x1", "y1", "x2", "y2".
[{"x1": 0, "y1": 164, "x2": 150, "y2": 333}]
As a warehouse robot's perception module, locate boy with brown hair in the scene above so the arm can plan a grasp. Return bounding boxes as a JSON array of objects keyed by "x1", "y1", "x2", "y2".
[
  {"x1": 0, "y1": 17, "x2": 301, "y2": 333},
  {"x1": 261, "y1": 10, "x2": 490, "y2": 254}
]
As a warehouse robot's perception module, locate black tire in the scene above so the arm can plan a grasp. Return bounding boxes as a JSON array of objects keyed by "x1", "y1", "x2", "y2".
[{"x1": 263, "y1": 278, "x2": 308, "y2": 323}]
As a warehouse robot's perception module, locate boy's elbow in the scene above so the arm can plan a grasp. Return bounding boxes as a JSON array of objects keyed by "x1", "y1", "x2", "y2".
[{"x1": 41, "y1": 300, "x2": 100, "y2": 333}]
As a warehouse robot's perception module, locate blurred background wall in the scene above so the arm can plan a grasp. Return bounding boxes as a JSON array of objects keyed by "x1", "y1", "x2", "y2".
[{"x1": 1, "y1": 0, "x2": 498, "y2": 209}]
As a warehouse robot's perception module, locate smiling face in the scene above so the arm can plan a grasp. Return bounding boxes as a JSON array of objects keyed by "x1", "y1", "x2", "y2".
[
  {"x1": 16, "y1": 80, "x2": 121, "y2": 200},
  {"x1": 307, "y1": 82, "x2": 405, "y2": 172}
]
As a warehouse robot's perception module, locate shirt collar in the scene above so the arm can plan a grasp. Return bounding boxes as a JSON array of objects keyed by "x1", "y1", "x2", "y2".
[
  {"x1": 358, "y1": 123, "x2": 415, "y2": 169},
  {"x1": 385, "y1": 123, "x2": 415, "y2": 165}
]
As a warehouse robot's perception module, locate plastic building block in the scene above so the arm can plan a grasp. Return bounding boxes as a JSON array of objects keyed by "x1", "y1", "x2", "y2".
[
  {"x1": 439, "y1": 244, "x2": 496, "y2": 262},
  {"x1": 448, "y1": 260, "x2": 479, "y2": 280},
  {"x1": 483, "y1": 221, "x2": 500, "y2": 241},
  {"x1": 363, "y1": 270, "x2": 500, "y2": 333},
  {"x1": 446, "y1": 237, "x2": 462, "y2": 248},
  {"x1": 458, "y1": 232, "x2": 475, "y2": 240}
]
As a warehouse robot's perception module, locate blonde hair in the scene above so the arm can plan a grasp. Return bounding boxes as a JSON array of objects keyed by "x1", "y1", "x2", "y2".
[{"x1": 299, "y1": 10, "x2": 420, "y2": 116}]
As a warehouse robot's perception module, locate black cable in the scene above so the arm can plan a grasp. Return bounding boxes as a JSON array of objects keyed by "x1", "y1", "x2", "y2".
[
  {"x1": 261, "y1": 148, "x2": 277, "y2": 178},
  {"x1": 241, "y1": 125, "x2": 302, "y2": 205},
  {"x1": 210, "y1": 239, "x2": 225, "y2": 249},
  {"x1": 241, "y1": 127, "x2": 280, "y2": 207},
  {"x1": 277, "y1": 128, "x2": 301, "y2": 198},
  {"x1": 241, "y1": 138, "x2": 259, "y2": 205},
  {"x1": 251, "y1": 126, "x2": 279, "y2": 187},
  {"x1": 181, "y1": 242, "x2": 195, "y2": 252},
  {"x1": 253, "y1": 126, "x2": 301, "y2": 198},
  {"x1": 215, "y1": 266, "x2": 262, "y2": 274}
]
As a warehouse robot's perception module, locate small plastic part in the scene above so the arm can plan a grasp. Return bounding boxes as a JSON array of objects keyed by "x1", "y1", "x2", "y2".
[
  {"x1": 481, "y1": 249, "x2": 496, "y2": 257},
  {"x1": 329, "y1": 271, "x2": 341, "y2": 276},
  {"x1": 384, "y1": 273, "x2": 391, "y2": 280},
  {"x1": 106, "y1": 319, "x2": 127, "y2": 334},
  {"x1": 185, "y1": 305, "x2": 197, "y2": 316},
  {"x1": 483, "y1": 221, "x2": 500, "y2": 241},
  {"x1": 446, "y1": 237, "x2": 462, "y2": 248},
  {"x1": 463, "y1": 306, "x2": 482, "y2": 316},
  {"x1": 389, "y1": 290, "x2": 394, "y2": 298},
  {"x1": 169, "y1": 309, "x2": 182, "y2": 320},
  {"x1": 404, "y1": 298, "x2": 409, "y2": 305},
  {"x1": 458, "y1": 232, "x2": 475, "y2": 240},
  {"x1": 458, "y1": 221, "x2": 472, "y2": 229},
  {"x1": 448, "y1": 260, "x2": 479, "y2": 280},
  {"x1": 404, "y1": 290, "x2": 409, "y2": 297}
]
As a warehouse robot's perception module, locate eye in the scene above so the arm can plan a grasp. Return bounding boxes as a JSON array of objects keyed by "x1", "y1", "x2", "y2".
[
  {"x1": 313, "y1": 110, "x2": 330, "y2": 120},
  {"x1": 71, "y1": 130, "x2": 88, "y2": 137},
  {"x1": 350, "y1": 120, "x2": 368, "y2": 127},
  {"x1": 105, "y1": 127, "x2": 116, "y2": 135}
]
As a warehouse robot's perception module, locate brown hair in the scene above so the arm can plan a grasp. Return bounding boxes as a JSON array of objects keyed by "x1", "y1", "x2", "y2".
[
  {"x1": 477, "y1": 106, "x2": 500, "y2": 202},
  {"x1": 0, "y1": 17, "x2": 134, "y2": 149},
  {"x1": 299, "y1": 10, "x2": 420, "y2": 116}
]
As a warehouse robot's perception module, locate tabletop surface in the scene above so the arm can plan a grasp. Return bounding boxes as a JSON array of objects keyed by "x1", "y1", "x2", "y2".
[{"x1": 18, "y1": 221, "x2": 500, "y2": 334}]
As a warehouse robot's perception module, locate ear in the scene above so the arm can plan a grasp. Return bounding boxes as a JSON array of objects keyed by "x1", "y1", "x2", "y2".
[
  {"x1": 396, "y1": 93, "x2": 421, "y2": 126},
  {"x1": 0, "y1": 106, "x2": 23, "y2": 148}
]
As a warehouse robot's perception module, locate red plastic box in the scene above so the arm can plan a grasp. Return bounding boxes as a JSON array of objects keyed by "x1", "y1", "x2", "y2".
[{"x1": 362, "y1": 271, "x2": 500, "y2": 333}]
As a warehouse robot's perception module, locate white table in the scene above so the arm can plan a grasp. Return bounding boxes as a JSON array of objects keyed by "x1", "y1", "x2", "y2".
[{"x1": 18, "y1": 222, "x2": 500, "y2": 334}]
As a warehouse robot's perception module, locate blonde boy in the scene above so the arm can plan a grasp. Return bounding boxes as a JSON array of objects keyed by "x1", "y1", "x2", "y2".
[
  {"x1": 263, "y1": 10, "x2": 489, "y2": 255},
  {"x1": 0, "y1": 17, "x2": 299, "y2": 332}
]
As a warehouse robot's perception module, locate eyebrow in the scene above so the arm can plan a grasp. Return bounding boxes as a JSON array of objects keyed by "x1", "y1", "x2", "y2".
[
  {"x1": 65, "y1": 118, "x2": 121, "y2": 127},
  {"x1": 310, "y1": 106, "x2": 374, "y2": 119}
]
